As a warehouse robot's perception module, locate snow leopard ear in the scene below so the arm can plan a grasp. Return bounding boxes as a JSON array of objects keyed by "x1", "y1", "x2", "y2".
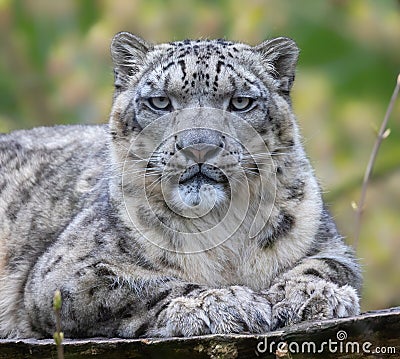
[
  {"x1": 111, "y1": 32, "x2": 152, "y2": 91},
  {"x1": 255, "y1": 37, "x2": 299, "y2": 93}
]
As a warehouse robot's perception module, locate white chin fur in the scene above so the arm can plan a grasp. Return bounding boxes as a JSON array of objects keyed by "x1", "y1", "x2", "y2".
[{"x1": 170, "y1": 183, "x2": 226, "y2": 218}]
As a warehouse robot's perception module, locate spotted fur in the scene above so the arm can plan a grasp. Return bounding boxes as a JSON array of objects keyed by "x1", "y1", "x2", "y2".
[{"x1": 0, "y1": 33, "x2": 361, "y2": 338}]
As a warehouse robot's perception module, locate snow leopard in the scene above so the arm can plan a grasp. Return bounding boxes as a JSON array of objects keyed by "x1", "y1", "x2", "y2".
[{"x1": 0, "y1": 32, "x2": 361, "y2": 338}]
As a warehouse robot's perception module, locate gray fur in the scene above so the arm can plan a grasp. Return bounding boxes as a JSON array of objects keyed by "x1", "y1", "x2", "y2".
[{"x1": 0, "y1": 33, "x2": 361, "y2": 338}]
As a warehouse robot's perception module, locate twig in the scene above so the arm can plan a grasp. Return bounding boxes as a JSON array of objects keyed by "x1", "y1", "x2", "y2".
[
  {"x1": 353, "y1": 74, "x2": 400, "y2": 250},
  {"x1": 53, "y1": 289, "x2": 64, "y2": 359}
]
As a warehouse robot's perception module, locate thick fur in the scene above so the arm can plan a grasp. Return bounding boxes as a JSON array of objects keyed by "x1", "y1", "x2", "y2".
[{"x1": 0, "y1": 33, "x2": 361, "y2": 338}]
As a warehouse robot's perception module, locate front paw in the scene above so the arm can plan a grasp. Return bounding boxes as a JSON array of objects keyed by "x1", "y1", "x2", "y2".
[
  {"x1": 267, "y1": 279, "x2": 360, "y2": 330},
  {"x1": 150, "y1": 286, "x2": 272, "y2": 337}
]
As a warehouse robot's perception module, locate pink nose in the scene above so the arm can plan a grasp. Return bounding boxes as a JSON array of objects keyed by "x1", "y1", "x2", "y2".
[{"x1": 179, "y1": 144, "x2": 221, "y2": 163}]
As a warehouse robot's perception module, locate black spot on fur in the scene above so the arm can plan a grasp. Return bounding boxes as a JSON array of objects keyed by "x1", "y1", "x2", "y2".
[
  {"x1": 88, "y1": 287, "x2": 97, "y2": 297},
  {"x1": 216, "y1": 60, "x2": 224, "y2": 74},
  {"x1": 178, "y1": 60, "x2": 186, "y2": 80},
  {"x1": 134, "y1": 321, "x2": 150, "y2": 337},
  {"x1": 162, "y1": 62, "x2": 174, "y2": 71},
  {"x1": 146, "y1": 289, "x2": 172, "y2": 310},
  {"x1": 116, "y1": 304, "x2": 135, "y2": 320},
  {"x1": 182, "y1": 284, "x2": 201, "y2": 296},
  {"x1": 303, "y1": 268, "x2": 324, "y2": 279},
  {"x1": 323, "y1": 258, "x2": 355, "y2": 287},
  {"x1": 42, "y1": 255, "x2": 63, "y2": 278},
  {"x1": 154, "y1": 302, "x2": 170, "y2": 319},
  {"x1": 287, "y1": 179, "x2": 305, "y2": 201},
  {"x1": 97, "y1": 303, "x2": 113, "y2": 322},
  {"x1": 259, "y1": 211, "x2": 295, "y2": 247},
  {"x1": 117, "y1": 237, "x2": 131, "y2": 255}
]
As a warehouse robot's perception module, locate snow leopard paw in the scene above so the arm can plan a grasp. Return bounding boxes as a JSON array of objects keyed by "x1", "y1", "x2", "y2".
[
  {"x1": 266, "y1": 278, "x2": 360, "y2": 330},
  {"x1": 150, "y1": 286, "x2": 272, "y2": 337}
]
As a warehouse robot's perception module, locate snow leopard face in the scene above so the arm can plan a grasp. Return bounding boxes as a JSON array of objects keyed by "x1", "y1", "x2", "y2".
[{"x1": 109, "y1": 33, "x2": 300, "y2": 215}]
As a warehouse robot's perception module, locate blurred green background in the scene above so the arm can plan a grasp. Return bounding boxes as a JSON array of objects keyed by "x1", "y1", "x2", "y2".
[{"x1": 0, "y1": 0, "x2": 399, "y2": 311}]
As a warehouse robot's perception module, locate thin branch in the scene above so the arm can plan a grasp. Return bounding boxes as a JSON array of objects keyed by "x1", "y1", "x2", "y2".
[
  {"x1": 353, "y1": 74, "x2": 400, "y2": 250},
  {"x1": 53, "y1": 289, "x2": 64, "y2": 359}
]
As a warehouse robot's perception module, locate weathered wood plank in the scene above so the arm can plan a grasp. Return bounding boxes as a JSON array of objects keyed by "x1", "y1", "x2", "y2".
[{"x1": 1, "y1": 307, "x2": 399, "y2": 359}]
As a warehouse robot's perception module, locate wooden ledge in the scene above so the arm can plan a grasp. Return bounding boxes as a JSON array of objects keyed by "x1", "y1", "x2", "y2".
[{"x1": 1, "y1": 307, "x2": 399, "y2": 358}]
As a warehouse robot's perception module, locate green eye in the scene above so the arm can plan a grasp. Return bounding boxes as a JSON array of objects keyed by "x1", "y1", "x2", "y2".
[
  {"x1": 148, "y1": 97, "x2": 171, "y2": 110},
  {"x1": 230, "y1": 97, "x2": 254, "y2": 111}
]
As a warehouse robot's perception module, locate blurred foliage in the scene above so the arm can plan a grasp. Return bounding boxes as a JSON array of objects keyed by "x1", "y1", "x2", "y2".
[{"x1": 0, "y1": 0, "x2": 399, "y2": 311}]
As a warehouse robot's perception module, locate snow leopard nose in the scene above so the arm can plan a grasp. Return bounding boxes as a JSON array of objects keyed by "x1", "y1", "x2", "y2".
[
  {"x1": 178, "y1": 143, "x2": 222, "y2": 163},
  {"x1": 175, "y1": 129, "x2": 225, "y2": 163}
]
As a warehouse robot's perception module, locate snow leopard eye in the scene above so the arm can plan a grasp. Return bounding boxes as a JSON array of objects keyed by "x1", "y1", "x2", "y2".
[
  {"x1": 230, "y1": 97, "x2": 254, "y2": 112},
  {"x1": 148, "y1": 97, "x2": 171, "y2": 111}
]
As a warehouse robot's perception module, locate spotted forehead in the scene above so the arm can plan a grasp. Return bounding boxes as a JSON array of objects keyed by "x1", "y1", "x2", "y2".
[
  {"x1": 169, "y1": 39, "x2": 241, "y2": 54},
  {"x1": 155, "y1": 39, "x2": 251, "y2": 67},
  {"x1": 143, "y1": 39, "x2": 261, "y2": 98}
]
